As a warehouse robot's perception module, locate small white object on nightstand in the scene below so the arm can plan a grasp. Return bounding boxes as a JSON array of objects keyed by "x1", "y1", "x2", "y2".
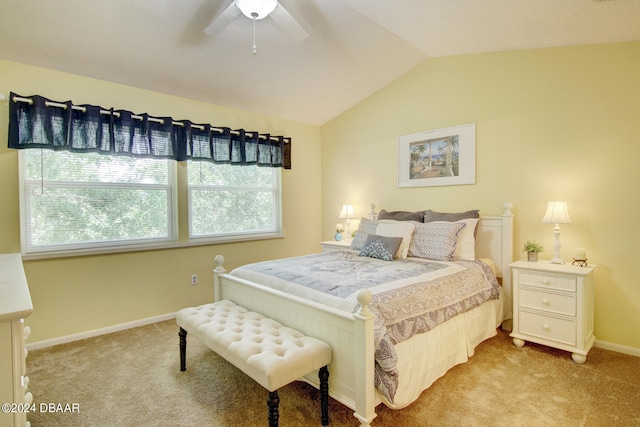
[
  {"x1": 320, "y1": 240, "x2": 352, "y2": 253},
  {"x1": 510, "y1": 260, "x2": 596, "y2": 363}
]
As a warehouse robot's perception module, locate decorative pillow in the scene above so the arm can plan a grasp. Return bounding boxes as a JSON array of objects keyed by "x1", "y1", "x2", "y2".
[
  {"x1": 408, "y1": 221, "x2": 465, "y2": 261},
  {"x1": 378, "y1": 209, "x2": 425, "y2": 222},
  {"x1": 350, "y1": 218, "x2": 378, "y2": 251},
  {"x1": 376, "y1": 220, "x2": 416, "y2": 259},
  {"x1": 453, "y1": 218, "x2": 479, "y2": 261},
  {"x1": 359, "y1": 235, "x2": 403, "y2": 261},
  {"x1": 423, "y1": 209, "x2": 480, "y2": 237},
  {"x1": 423, "y1": 209, "x2": 479, "y2": 222}
]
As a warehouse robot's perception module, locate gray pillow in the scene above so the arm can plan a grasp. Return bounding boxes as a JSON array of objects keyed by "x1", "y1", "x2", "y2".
[
  {"x1": 423, "y1": 209, "x2": 479, "y2": 222},
  {"x1": 378, "y1": 209, "x2": 425, "y2": 222},
  {"x1": 350, "y1": 218, "x2": 378, "y2": 251},
  {"x1": 359, "y1": 234, "x2": 403, "y2": 261}
]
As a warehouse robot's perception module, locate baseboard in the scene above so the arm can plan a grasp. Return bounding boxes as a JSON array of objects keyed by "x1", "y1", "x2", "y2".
[
  {"x1": 26, "y1": 312, "x2": 177, "y2": 351},
  {"x1": 25, "y1": 313, "x2": 640, "y2": 357},
  {"x1": 594, "y1": 339, "x2": 640, "y2": 357}
]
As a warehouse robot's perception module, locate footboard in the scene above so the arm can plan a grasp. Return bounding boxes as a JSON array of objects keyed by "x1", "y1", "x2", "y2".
[{"x1": 213, "y1": 255, "x2": 377, "y2": 426}]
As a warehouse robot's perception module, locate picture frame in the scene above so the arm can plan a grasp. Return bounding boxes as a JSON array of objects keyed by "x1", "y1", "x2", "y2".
[{"x1": 397, "y1": 123, "x2": 476, "y2": 188}]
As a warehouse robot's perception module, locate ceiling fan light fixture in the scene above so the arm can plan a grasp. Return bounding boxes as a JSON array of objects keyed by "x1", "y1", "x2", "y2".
[{"x1": 236, "y1": 0, "x2": 278, "y2": 20}]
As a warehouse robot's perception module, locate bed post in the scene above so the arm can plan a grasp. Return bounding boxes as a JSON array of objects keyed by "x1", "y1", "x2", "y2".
[
  {"x1": 368, "y1": 203, "x2": 378, "y2": 221},
  {"x1": 213, "y1": 255, "x2": 226, "y2": 302},
  {"x1": 352, "y1": 289, "x2": 377, "y2": 427},
  {"x1": 500, "y1": 202, "x2": 514, "y2": 330}
]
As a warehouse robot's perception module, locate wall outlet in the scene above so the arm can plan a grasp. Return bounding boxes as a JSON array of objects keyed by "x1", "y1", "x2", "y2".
[{"x1": 191, "y1": 274, "x2": 198, "y2": 286}]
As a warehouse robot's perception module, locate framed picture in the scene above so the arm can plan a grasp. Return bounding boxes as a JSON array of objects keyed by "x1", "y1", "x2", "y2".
[{"x1": 397, "y1": 123, "x2": 476, "y2": 188}]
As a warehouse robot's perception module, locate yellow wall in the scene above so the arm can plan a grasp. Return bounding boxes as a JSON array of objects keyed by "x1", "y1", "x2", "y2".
[
  {"x1": 321, "y1": 42, "x2": 640, "y2": 350},
  {"x1": 3, "y1": 42, "x2": 640, "y2": 351},
  {"x1": 0, "y1": 60, "x2": 322, "y2": 342}
]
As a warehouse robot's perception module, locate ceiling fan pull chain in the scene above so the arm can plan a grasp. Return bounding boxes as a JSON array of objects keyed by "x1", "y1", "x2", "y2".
[{"x1": 252, "y1": 13, "x2": 257, "y2": 55}]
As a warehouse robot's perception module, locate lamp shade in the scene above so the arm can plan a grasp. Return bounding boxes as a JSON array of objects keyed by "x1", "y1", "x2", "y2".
[
  {"x1": 236, "y1": 0, "x2": 277, "y2": 19},
  {"x1": 339, "y1": 204, "x2": 355, "y2": 220},
  {"x1": 541, "y1": 201, "x2": 572, "y2": 224}
]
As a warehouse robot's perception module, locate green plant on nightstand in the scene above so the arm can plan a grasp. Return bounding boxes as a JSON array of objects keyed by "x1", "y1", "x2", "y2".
[{"x1": 523, "y1": 240, "x2": 544, "y2": 262}]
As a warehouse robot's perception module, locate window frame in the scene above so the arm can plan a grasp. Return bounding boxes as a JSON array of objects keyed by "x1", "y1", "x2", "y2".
[
  {"x1": 18, "y1": 150, "x2": 179, "y2": 258},
  {"x1": 187, "y1": 161, "x2": 283, "y2": 243}
]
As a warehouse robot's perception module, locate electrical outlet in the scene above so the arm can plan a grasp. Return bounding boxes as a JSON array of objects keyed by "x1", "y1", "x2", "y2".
[{"x1": 191, "y1": 274, "x2": 198, "y2": 286}]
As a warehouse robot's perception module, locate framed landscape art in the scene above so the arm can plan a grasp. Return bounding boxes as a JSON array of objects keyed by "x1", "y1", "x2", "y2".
[{"x1": 397, "y1": 123, "x2": 476, "y2": 188}]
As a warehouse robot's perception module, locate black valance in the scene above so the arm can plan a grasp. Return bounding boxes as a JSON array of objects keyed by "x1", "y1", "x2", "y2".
[{"x1": 8, "y1": 92, "x2": 291, "y2": 169}]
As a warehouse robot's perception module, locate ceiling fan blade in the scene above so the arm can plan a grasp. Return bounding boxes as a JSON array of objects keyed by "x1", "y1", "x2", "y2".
[
  {"x1": 203, "y1": 0, "x2": 241, "y2": 36},
  {"x1": 269, "y1": 3, "x2": 309, "y2": 42}
]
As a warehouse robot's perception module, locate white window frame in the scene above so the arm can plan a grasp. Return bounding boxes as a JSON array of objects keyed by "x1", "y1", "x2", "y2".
[
  {"x1": 187, "y1": 164, "x2": 283, "y2": 243},
  {"x1": 18, "y1": 150, "x2": 178, "y2": 258}
]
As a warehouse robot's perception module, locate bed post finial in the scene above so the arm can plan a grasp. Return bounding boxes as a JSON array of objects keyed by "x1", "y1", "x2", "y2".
[
  {"x1": 214, "y1": 255, "x2": 226, "y2": 274},
  {"x1": 503, "y1": 202, "x2": 513, "y2": 217},
  {"x1": 368, "y1": 203, "x2": 377, "y2": 221},
  {"x1": 356, "y1": 289, "x2": 373, "y2": 317}
]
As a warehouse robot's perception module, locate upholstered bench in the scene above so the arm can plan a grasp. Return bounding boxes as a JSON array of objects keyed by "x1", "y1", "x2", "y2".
[{"x1": 176, "y1": 300, "x2": 332, "y2": 426}]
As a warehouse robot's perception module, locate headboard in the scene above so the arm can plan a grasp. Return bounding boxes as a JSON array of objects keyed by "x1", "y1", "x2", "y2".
[{"x1": 368, "y1": 202, "x2": 514, "y2": 322}]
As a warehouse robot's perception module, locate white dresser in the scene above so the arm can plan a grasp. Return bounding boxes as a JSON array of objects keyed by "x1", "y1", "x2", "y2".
[
  {"x1": 509, "y1": 260, "x2": 595, "y2": 363},
  {"x1": 0, "y1": 254, "x2": 33, "y2": 427}
]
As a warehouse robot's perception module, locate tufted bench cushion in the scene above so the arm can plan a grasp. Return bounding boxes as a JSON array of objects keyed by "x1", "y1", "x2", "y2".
[
  {"x1": 176, "y1": 300, "x2": 332, "y2": 426},
  {"x1": 177, "y1": 300, "x2": 332, "y2": 391}
]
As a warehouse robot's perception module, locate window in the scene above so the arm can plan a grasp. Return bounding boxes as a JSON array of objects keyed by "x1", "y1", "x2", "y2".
[
  {"x1": 20, "y1": 150, "x2": 177, "y2": 255},
  {"x1": 187, "y1": 160, "x2": 282, "y2": 240},
  {"x1": 11, "y1": 92, "x2": 288, "y2": 256}
]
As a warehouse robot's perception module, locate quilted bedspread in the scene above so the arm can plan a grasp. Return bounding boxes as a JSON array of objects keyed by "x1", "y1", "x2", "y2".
[{"x1": 231, "y1": 251, "x2": 500, "y2": 402}]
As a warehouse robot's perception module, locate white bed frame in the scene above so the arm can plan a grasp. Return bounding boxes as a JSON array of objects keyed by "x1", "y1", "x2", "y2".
[{"x1": 212, "y1": 203, "x2": 513, "y2": 426}]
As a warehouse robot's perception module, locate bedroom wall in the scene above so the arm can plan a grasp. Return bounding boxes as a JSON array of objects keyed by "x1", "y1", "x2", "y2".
[
  {"x1": 0, "y1": 59, "x2": 323, "y2": 343},
  {"x1": 320, "y1": 42, "x2": 640, "y2": 352}
]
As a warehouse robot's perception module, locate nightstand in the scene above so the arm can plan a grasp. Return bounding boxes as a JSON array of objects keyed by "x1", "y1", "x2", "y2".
[
  {"x1": 509, "y1": 260, "x2": 596, "y2": 363},
  {"x1": 320, "y1": 240, "x2": 352, "y2": 253}
]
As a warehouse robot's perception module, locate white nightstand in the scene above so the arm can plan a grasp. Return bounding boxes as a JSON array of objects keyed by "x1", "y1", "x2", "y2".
[
  {"x1": 320, "y1": 240, "x2": 352, "y2": 253},
  {"x1": 509, "y1": 260, "x2": 596, "y2": 363}
]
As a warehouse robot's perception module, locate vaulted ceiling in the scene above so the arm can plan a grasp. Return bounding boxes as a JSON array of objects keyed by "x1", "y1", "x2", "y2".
[{"x1": 2, "y1": 0, "x2": 639, "y2": 125}]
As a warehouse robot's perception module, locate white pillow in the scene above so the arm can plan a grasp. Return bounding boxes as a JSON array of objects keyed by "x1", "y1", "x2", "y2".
[
  {"x1": 453, "y1": 218, "x2": 479, "y2": 261},
  {"x1": 376, "y1": 220, "x2": 416, "y2": 259}
]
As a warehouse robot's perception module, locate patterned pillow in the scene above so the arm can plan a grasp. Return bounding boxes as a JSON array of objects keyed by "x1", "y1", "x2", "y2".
[
  {"x1": 359, "y1": 235, "x2": 403, "y2": 261},
  {"x1": 408, "y1": 221, "x2": 465, "y2": 261},
  {"x1": 350, "y1": 218, "x2": 378, "y2": 251},
  {"x1": 423, "y1": 209, "x2": 480, "y2": 237}
]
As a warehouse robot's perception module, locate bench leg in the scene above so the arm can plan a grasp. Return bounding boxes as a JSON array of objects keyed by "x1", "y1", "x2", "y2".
[
  {"x1": 179, "y1": 327, "x2": 187, "y2": 371},
  {"x1": 267, "y1": 390, "x2": 279, "y2": 427},
  {"x1": 319, "y1": 365, "x2": 329, "y2": 426}
]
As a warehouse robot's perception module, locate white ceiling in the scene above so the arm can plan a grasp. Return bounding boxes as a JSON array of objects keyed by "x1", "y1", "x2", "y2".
[{"x1": 1, "y1": 0, "x2": 639, "y2": 126}]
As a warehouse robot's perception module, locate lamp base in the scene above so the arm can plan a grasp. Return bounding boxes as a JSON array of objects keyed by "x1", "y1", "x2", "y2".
[{"x1": 550, "y1": 256, "x2": 565, "y2": 264}]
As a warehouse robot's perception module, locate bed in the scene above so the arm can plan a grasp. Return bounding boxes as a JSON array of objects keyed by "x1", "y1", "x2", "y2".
[{"x1": 211, "y1": 203, "x2": 513, "y2": 426}]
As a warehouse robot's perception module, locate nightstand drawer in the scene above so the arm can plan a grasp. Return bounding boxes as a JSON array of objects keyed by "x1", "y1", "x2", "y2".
[
  {"x1": 519, "y1": 271, "x2": 576, "y2": 292},
  {"x1": 519, "y1": 288, "x2": 576, "y2": 316},
  {"x1": 519, "y1": 311, "x2": 576, "y2": 346}
]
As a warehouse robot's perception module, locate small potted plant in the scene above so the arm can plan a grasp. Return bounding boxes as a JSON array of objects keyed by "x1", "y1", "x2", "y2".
[
  {"x1": 523, "y1": 240, "x2": 544, "y2": 262},
  {"x1": 335, "y1": 224, "x2": 344, "y2": 241}
]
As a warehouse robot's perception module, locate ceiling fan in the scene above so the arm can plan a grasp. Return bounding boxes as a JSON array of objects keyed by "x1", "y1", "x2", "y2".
[{"x1": 204, "y1": 0, "x2": 309, "y2": 53}]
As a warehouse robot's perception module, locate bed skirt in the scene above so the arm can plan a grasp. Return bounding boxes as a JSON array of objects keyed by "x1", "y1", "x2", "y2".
[{"x1": 378, "y1": 291, "x2": 504, "y2": 409}]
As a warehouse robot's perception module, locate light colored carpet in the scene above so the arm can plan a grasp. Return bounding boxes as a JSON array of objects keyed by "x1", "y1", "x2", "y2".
[{"x1": 27, "y1": 320, "x2": 639, "y2": 426}]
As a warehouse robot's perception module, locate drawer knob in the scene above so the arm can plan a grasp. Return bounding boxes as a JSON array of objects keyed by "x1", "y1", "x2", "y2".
[
  {"x1": 542, "y1": 324, "x2": 550, "y2": 331},
  {"x1": 542, "y1": 278, "x2": 550, "y2": 286},
  {"x1": 542, "y1": 298, "x2": 550, "y2": 305}
]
